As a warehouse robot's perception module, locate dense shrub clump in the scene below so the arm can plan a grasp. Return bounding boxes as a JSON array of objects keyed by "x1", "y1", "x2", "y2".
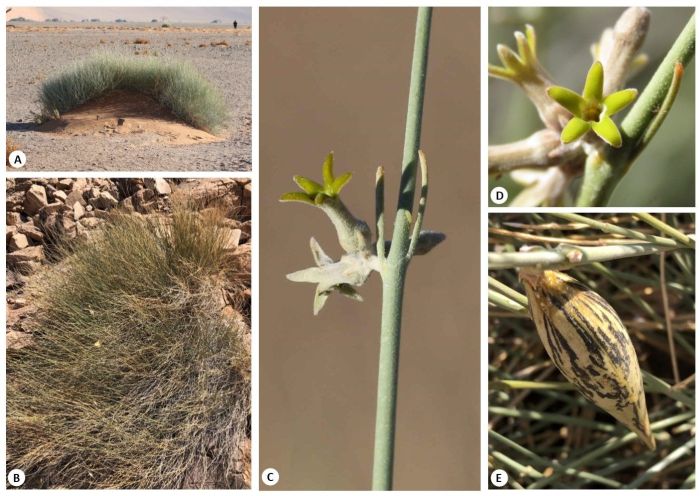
[
  {"x1": 39, "y1": 53, "x2": 228, "y2": 132},
  {"x1": 7, "y1": 208, "x2": 250, "y2": 488}
]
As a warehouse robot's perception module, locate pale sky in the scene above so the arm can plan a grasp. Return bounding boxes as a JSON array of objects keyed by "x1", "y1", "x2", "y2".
[{"x1": 7, "y1": 7, "x2": 251, "y2": 24}]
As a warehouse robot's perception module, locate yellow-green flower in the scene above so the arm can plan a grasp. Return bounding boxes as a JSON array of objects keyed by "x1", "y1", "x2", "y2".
[
  {"x1": 547, "y1": 61, "x2": 637, "y2": 148},
  {"x1": 280, "y1": 152, "x2": 352, "y2": 205}
]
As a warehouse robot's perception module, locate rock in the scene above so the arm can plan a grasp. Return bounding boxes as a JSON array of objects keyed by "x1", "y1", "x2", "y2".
[
  {"x1": 7, "y1": 245, "x2": 44, "y2": 264},
  {"x1": 7, "y1": 212, "x2": 22, "y2": 225},
  {"x1": 137, "y1": 200, "x2": 157, "y2": 214},
  {"x1": 7, "y1": 330, "x2": 33, "y2": 350},
  {"x1": 223, "y1": 228, "x2": 242, "y2": 250},
  {"x1": 89, "y1": 191, "x2": 118, "y2": 210},
  {"x1": 8, "y1": 233, "x2": 29, "y2": 251},
  {"x1": 73, "y1": 202, "x2": 85, "y2": 220},
  {"x1": 65, "y1": 188, "x2": 87, "y2": 208},
  {"x1": 117, "y1": 117, "x2": 125, "y2": 126},
  {"x1": 24, "y1": 184, "x2": 48, "y2": 215},
  {"x1": 133, "y1": 188, "x2": 155, "y2": 207},
  {"x1": 52, "y1": 190, "x2": 68, "y2": 202},
  {"x1": 40, "y1": 202, "x2": 64, "y2": 215},
  {"x1": 17, "y1": 223, "x2": 43, "y2": 242},
  {"x1": 6, "y1": 225, "x2": 17, "y2": 241},
  {"x1": 80, "y1": 217, "x2": 102, "y2": 229},
  {"x1": 56, "y1": 178, "x2": 74, "y2": 190},
  {"x1": 9, "y1": 297, "x2": 28, "y2": 308},
  {"x1": 145, "y1": 178, "x2": 172, "y2": 195},
  {"x1": 119, "y1": 196, "x2": 135, "y2": 213}
]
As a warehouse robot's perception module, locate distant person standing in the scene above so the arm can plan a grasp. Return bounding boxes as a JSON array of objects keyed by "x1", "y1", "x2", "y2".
[{"x1": 233, "y1": 20, "x2": 238, "y2": 29}]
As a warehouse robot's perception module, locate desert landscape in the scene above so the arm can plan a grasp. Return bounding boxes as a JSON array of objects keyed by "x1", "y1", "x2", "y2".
[
  {"x1": 7, "y1": 177, "x2": 251, "y2": 488},
  {"x1": 6, "y1": 7, "x2": 251, "y2": 171}
]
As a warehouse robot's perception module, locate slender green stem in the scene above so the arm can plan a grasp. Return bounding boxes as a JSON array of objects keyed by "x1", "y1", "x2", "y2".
[
  {"x1": 528, "y1": 411, "x2": 695, "y2": 488},
  {"x1": 625, "y1": 437, "x2": 695, "y2": 488},
  {"x1": 634, "y1": 212, "x2": 695, "y2": 248},
  {"x1": 372, "y1": 7, "x2": 432, "y2": 490},
  {"x1": 488, "y1": 241, "x2": 684, "y2": 270},
  {"x1": 576, "y1": 15, "x2": 695, "y2": 206},
  {"x1": 550, "y1": 212, "x2": 685, "y2": 247}
]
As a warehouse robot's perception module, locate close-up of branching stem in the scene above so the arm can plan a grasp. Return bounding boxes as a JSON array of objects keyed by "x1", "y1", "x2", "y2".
[
  {"x1": 489, "y1": 8, "x2": 695, "y2": 207},
  {"x1": 280, "y1": 7, "x2": 444, "y2": 490}
]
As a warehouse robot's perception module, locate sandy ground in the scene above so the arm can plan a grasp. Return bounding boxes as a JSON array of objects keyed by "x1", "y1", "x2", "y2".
[{"x1": 6, "y1": 23, "x2": 251, "y2": 171}]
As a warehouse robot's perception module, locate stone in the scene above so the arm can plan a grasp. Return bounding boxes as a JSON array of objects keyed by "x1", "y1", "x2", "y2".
[
  {"x1": 6, "y1": 212, "x2": 22, "y2": 225},
  {"x1": 6, "y1": 225, "x2": 17, "y2": 241},
  {"x1": 24, "y1": 184, "x2": 48, "y2": 215},
  {"x1": 7, "y1": 245, "x2": 44, "y2": 264},
  {"x1": 136, "y1": 200, "x2": 157, "y2": 214},
  {"x1": 17, "y1": 223, "x2": 43, "y2": 242},
  {"x1": 8, "y1": 233, "x2": 29, "y2": 251},
  {"x1": 65, "y1": 188, "x2": 87, "y2": 208},
  {"x1": 119, "y1": 196, "x2": 135, "y2": 213},
  {"x1": 39, "y1": 202, "x2": 65, "y2": 215},
  {"x1": 56, "y1": 178, "x2": 75, "y2": 190},
  {"x1": 133, "y1": 188, "x2": 156, "y2": 207},
  {"x1": 7, "y1": 330, "x2": 33, "y2": 350},
  {"x1": 80, "y1": 217, "x2": 102, "y2": 229},
  {"x1": 223, "y1": 228, "x2": 242, "y2": 250},
  {"x1": 52, "y1": 190, "x2": 68, "y2": 202},
  {"x1": 73, "y1": 202, "x2": 85, "y2": 220},
  {"x1": 145, "y1": 178, "x2": 172, "y2": 195},
  {"x1": 89, "y1": 191, "x2": 118, "y2": 210}
]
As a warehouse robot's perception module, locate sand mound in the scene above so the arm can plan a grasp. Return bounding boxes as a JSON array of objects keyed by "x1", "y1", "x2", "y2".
[{"x1": 40, "y1": 90, "x2": 223, "y2": 144}]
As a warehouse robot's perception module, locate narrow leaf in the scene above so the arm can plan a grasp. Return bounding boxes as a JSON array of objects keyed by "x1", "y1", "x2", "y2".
[{"x1": 337, "y1": 284, "x2": 364, "y2": 302}]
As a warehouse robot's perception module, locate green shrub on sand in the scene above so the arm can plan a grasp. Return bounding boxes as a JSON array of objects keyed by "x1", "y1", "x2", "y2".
[
  {"x1": 7, "y1": 207, "x2": 250, "y2": 488},
  {"x1": 39, "y1": 53, "x2": 228, "y2": 133}
]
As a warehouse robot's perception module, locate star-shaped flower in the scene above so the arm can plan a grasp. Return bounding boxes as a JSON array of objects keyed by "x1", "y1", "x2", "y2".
[
  {"x1": 286, "y1": 238, "x2": 374, "y2": 315},
  {"x1": 547, "y1": 61, "x2": 637, "y2": 148},
  {"x1": 280, "y1": 152, "x2": 352, "y2": 205}
]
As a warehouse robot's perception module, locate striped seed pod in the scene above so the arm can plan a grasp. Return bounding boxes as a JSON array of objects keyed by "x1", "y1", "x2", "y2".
[{"x1": 520, "y1": 269, "x2": 655, "y2": 450}]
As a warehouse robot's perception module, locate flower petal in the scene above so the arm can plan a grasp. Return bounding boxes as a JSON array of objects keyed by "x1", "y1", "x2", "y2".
[
  {"x1": 603, "y1": 88, "x2": 637, "y2": 116},
  {"x1": 321, "y1": 152, "x2": 334, "y2": 186},
  {"x1": 560, "y1": 117, "x2": 591, "y2": 144},
  {"x1": 330, "y1": 172, "x2": 352, "y2": 196},
  {"x1": 280, "y1": 192, "x2": 314, "y2": 204},
  {"x1": 592, "y1": 116, "x2": 623, "y2": 148},
  {"x1": 313, "y1": 287, "x2": 330, "y2": 315},
  {"x1": 497, "y1": 44, "x2": 524, "y2": 72},
  {"x1": 583, "y1": 61, "x2": 604, "y2": 102},
  {"x1": 293, "y1": 175, "x2": 323, "y2": 195},
  {"x1": 547, "y1": 86, "x2": 585, "y2": 117}
]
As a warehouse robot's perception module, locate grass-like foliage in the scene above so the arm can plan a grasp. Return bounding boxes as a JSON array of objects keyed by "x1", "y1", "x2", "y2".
[
  {"x1": 7, "y1": 207, "x2": 250, "y2": 488},
  {"x1": 39, "y1": 53, "x2": 228, "y2": 133}
]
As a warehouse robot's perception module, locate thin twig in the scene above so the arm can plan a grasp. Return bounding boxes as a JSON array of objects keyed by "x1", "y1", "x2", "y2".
[{"x1": 659, "y1": 237, "x2": 681, "y2": 384}]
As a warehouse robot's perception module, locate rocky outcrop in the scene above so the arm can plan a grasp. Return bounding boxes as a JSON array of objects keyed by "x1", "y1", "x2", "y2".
[{"x1": 6, "y1": 178, "x2": 253, "y2": 349}]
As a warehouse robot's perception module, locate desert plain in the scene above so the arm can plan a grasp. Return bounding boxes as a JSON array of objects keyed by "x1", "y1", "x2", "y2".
[{"x1": 7, "y1": 19, "x2": 251, "y2": 171}]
